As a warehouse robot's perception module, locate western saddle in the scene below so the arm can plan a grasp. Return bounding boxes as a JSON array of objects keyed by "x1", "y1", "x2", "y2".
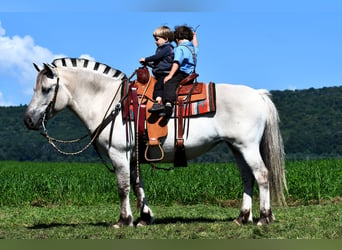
[{"x1": 122, "y1": 67, "x2": 214, "y2": 167}]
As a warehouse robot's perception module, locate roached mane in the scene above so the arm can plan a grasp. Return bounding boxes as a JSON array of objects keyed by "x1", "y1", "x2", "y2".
[{"x1": 52, "y1": 57, "x2": 127, "y2": 81}]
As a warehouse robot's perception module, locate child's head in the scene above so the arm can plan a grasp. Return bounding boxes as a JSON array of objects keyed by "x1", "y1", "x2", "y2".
[
  {"x1": 153, "y1": 26, "x2": 174, "y2": 42},
  {"x1": 174, "y1": 25, "x2": 193, "y2": 42}
]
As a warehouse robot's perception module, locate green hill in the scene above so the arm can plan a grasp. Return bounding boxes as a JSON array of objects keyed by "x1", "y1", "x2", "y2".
[{"x1": 1, "y1": 85, "x2": 341, "y2": 162}]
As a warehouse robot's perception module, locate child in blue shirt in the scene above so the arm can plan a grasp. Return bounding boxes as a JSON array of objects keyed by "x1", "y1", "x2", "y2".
[{"x1": 162, "y1": 25, "x2": 198, "y2": 117}]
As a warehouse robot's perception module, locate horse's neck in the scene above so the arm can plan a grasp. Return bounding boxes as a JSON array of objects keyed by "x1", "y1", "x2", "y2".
[{"x1": 62, "y1": 70, "x2": 122, "y2": 132}]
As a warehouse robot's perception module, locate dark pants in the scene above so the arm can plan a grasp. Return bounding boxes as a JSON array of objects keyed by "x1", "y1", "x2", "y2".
[
  {"x1": 163, "y1": 70, "x2": 188, "y2": 105},
  {"x1": 153, "y1": 73, "x2": 168, "y2": 100}
]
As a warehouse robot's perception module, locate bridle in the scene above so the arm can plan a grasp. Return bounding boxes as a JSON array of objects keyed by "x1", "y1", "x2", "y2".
[
  {"x1": 41, "y1": 76, "x2": 59, "y2": 134},
  {"x1": 40, "y1": 69, "x2": 125, "y2": 159},
  {"x1": 37, "y1": 66, "x2": 151, "y2": 200}
]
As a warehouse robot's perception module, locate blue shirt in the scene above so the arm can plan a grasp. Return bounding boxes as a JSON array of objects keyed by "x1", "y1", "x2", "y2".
[{"x1": 174, "y1": 41, "x2": 198, "y2": 75}]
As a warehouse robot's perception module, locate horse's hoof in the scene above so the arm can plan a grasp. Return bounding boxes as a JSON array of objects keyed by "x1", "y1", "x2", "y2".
[
  {"x1": 136, "y1": 220, "x2": 148, "y2": 227},
  {"x1": 234, "y1": 209, "x2": 252, "y2": 225},
  {"x1": 112, "y1": 223, "x2": 122, "y2": 229},
  {"x1": 113, "y1": 215, "x2": 133, "y2": 228},
  {"x1": 136, "y1": 206, "x2": 154, "y2": 226},
  {"x1": 257, "y1": 209, "x2": 275, "y2": 226},
  {"x1": 233, "y1": 218, "x2": 243, "y2": 226},
  {"x1": 134, "y1": 215, "x2": 155, "y2": 227},
  {"x1": 112, "y1": 222, "x2": 134, "y2": 228}
]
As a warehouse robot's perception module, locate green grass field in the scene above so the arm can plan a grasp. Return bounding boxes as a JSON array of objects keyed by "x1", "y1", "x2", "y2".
[{"x1": 0, "y1": 160, "x2": 341, "y2": 239}]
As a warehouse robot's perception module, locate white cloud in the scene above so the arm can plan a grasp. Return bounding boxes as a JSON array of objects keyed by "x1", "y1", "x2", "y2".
[
  {"x1": 0, "y1": 21, "x2": 95, "y2": 105},
  {"x1": 0, "y1": 21, "x2": 64, "y2": 83}
]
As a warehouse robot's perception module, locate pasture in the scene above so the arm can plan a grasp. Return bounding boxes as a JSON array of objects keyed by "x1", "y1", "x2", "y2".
[{"x1": 0, "y1": 160, "x2": 341, "y2": 239}]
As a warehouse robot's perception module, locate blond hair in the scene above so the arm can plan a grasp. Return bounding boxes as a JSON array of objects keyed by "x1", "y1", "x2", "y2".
[{"x1": 153, "y1": 26, "x2": 174, "y2": 42}]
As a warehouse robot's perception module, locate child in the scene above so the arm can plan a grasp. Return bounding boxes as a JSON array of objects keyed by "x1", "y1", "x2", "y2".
[
  {"x1": 162, "y1": 25, "x2": 199, "y2": 117},
  {"x1": 139, "y1": 26, "x2": 174, "y2": 113}
]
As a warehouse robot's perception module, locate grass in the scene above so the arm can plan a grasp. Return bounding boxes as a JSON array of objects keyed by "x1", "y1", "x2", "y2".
[
  {"x1": 285, "y1": 160, "x2": 342, "y2": 202},
  {"x1": 1, "y1": 159, "x2": 341, "y2": 206},
  {"x1": 0, "y1": 201, "x2": 341, "y2": 239},
  {"x1": 0, "y1": 160, "x2": 341, "y2": 239}
]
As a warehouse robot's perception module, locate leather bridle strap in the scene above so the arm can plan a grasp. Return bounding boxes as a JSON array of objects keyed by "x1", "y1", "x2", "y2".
[{"x1": 42, "y1": 77, "x2": 60, "y2": 133}]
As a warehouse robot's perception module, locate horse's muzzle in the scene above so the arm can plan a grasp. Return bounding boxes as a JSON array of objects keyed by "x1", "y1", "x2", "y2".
[{"x1": 24, "y1": 113, "x2": 42, "y2": 130}]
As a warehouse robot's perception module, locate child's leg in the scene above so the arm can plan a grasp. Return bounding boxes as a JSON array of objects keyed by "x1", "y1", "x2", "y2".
[
  {"x1": 163, "y1": 71, "x2": 188, "y2": 105},
  {"x1": 153, "y1": 75, "x2": 165, "y2": 101},
  {"x1": 161, "y1": 71, "x2": 188, "y2": 117},
  {"x1": 149, "y1": 76, "x2": 165, "y2": 113}
]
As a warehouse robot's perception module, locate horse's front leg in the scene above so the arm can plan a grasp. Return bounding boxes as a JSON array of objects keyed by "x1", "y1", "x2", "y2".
[
  {"x1": 113, "y1": 163, "x2": 133, "y2": 228},
  {"x1": 130, "y1": 161, "x2": 154, "y2": 226}
]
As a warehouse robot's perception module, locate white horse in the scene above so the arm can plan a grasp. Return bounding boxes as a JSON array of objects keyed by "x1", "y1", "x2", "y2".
[{"x1": 24, "y1": 58, "x2": 286, "y2": 227}]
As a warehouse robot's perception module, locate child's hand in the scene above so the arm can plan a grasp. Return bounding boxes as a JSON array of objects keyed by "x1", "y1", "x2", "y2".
[
  {"x1": 164, "y1": 75, "x2": 171, "y2": 83},
  {"x1": 139, "y1": 58, "x2": 145, "y2": 64}
]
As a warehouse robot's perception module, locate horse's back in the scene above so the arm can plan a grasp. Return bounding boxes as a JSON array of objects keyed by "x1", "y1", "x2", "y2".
[
  {"x1": 214, "y1": 83, "x2": 269, "y2": 118},
  {"x1": 212, "y1": 83, "x2": 271, "y2": 144}
]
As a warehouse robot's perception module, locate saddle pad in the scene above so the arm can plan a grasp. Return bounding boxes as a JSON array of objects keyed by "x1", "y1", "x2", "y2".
[{"x1": 176, "y1": 82, "x2": 216, "y2": 117}]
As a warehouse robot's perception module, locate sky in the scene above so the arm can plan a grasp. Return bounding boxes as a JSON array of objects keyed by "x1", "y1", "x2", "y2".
[{"x1": 0, "y1": 0, "x2": 341, "y2": 106}]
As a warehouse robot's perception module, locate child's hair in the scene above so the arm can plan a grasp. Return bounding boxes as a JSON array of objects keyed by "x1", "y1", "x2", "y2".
[
  {"x1": 174, "y1": 25, "x2": 193, "y2": 41},
  {"x1": 153, "y1": 26, "x2": 174, "y2": 42}
]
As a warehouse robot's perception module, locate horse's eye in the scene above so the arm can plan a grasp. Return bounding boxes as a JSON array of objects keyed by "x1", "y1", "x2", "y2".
[{"x1": 41, "y1": 87, "x2": 52, "y2": 94}]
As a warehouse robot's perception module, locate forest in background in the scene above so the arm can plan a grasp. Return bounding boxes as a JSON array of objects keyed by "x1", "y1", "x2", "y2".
[{"x1": 0, "y1": 85, "x2": 341, "y2": 162}]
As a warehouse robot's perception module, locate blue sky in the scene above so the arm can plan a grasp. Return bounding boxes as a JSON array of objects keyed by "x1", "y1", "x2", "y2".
[{"x1": 0, "y1": 0, "x2": 341, "y2": 106}]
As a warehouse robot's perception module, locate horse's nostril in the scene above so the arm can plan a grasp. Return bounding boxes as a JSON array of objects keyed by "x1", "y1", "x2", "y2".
[
  {"x1": 24, "y1": 116, "x2": 31, "y2": 127},
  {"x1": 24, "y1": 115, "x2": 34, "y2": 129}
]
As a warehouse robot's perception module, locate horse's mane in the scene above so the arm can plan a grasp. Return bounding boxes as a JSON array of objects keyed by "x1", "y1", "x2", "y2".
[{"x1": 51, "y1": 57, "x2": 127, "y2": 81}]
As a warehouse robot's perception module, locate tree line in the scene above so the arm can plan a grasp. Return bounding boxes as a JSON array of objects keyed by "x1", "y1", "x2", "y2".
[{"x1": 1, "y1": 85, "x2": 341, "y2": 162}]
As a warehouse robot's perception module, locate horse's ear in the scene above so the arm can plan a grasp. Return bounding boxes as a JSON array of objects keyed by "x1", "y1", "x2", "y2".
[
  {"x1": 43, "y1": 63, "x2": 57, "y2": 78},
  {"x1": 33, "y1": 63, "x2": 41, "y2": 72}
]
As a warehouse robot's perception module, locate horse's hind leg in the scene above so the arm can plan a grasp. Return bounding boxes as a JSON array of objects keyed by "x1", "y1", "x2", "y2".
[
  {"x1": 130, "y1": 161, "x2": 154, "y2": 226},
  {"x1": 240, "y1": 146, "x2": 275, "y2": 226},
  {"x1": 229, "y1": 145, "x2": 254, "y2": 224}
]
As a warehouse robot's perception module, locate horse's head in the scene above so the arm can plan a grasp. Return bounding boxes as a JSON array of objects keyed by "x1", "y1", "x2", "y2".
[{"x1": 24, "y1": 63, "x2": 68, "y2": 130}]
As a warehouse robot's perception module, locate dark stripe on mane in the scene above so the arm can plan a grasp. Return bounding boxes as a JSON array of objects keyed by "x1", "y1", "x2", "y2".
[
  {"x1": 71, "y1": 58, "x2": 77, "y2": 67},
  {"x1": 113, "y1": 70, "x2": 122, "y2": 78},
  {"x1": 83, "y1": 59, "x2": 89, "y2": 68},
  {"x1": 61, "y1": 58, "x2": 66, "y2": 67},
  {"x1": 103, "y1": 66, "x2": 111, "y2": 74},
  {"x1": 94, "y1": 62, "x2": 100, "y2": 71}
]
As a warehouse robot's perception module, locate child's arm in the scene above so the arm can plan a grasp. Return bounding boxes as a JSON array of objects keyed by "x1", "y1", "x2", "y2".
[
  {"x1": 145, "y1": 45, "x2": 170, "y2": 62},
  {"x1": 193, "y1": 32, "x2": 198, "y2": 47},
  {"x1": 164, "y1": 62, "x2": 179, "y2": 83}
]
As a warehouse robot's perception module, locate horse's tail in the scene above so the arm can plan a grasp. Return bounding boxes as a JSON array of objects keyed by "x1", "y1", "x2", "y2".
[{"x1": 259, "y1": 90, "x2": 287, "y2": 206}]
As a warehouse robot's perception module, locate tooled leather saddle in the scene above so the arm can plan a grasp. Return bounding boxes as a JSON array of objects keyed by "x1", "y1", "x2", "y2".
[{"x1": 122, "y1": 67, "x2": 216, "y2": 167}]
